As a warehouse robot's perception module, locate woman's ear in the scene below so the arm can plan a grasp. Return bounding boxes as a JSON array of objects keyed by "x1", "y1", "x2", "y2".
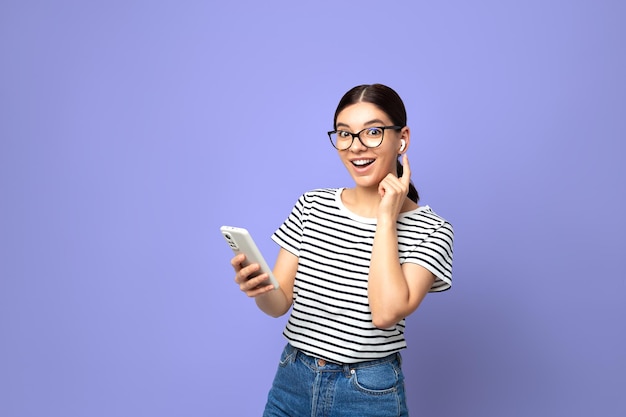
[{"x1": 398, "y1": 126, "x2": 410, "y2": 154}]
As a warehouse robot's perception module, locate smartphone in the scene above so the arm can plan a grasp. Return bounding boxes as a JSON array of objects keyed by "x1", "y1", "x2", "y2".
[{"x1": 220, "y1": 226, "x2": 279, "y2": 290}]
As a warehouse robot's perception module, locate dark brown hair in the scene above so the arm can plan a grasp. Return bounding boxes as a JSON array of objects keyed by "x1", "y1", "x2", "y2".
[{"x1": 333, "y1": 84, "x2": 419, "y2": 203}]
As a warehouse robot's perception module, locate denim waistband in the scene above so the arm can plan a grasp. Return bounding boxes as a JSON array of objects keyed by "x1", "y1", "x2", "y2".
[{"x1": 286, "y1": 343, "x2": 402, "y2": 374}]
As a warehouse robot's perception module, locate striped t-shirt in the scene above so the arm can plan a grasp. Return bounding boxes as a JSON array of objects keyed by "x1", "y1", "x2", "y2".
[{"x1": 272, "y1": 188, "x2": 454, "y2": 364}]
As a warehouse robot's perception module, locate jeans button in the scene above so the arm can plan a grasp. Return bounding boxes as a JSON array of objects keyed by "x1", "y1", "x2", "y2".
[{"x1": 317, "y1": 359, "x2": 326, "y2": 366}]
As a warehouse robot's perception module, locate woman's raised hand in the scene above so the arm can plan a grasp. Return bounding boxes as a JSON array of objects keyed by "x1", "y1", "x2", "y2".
[{"x1": 377, "y1": 153, "x2": 412, "y2": 221}]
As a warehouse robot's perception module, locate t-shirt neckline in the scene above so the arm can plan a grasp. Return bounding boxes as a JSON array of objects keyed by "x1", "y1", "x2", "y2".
[{"x1": 335, "y1": 187, "x2": 429, "y2": 224}]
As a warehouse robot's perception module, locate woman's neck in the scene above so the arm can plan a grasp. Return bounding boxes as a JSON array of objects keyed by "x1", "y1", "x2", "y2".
[{"x1": 341, "y1": 187, "x2": 418, "y2": 219}]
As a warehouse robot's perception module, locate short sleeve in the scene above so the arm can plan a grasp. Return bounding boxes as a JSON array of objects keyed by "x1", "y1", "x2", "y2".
[
  {"x1": 403, "y1": 220, "x2": 454, "y2": 292},
  {"x1": 271, "y1": 194, "x2": 306, "y2": 257}
]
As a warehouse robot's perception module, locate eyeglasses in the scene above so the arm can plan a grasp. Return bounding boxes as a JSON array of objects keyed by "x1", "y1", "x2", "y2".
[{"x1": 327, "y1": 126, "x2": 402, "y2": 150}]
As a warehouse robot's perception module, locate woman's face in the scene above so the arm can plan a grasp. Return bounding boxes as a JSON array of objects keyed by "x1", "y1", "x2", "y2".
[{"x1": 334, "y1": 102, "x2": 408, "y2": 190}]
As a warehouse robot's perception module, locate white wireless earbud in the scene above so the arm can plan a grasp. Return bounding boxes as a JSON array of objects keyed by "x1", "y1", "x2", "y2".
[{"x1": 399, "y1": 139, "x2": 406, "y2": 152}]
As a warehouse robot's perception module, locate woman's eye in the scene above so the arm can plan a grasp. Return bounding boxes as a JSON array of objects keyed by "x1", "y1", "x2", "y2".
[
  {"x1": 338, "y1": 131, "x2": 351, "y2": 138},
  {"x1": 365, "y1": 128, "x2": 382, "y2": 137}
]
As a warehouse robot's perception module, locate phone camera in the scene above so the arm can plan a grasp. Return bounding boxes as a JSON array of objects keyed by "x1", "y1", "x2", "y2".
[{"x1": 224, "y1": 233, "x2": 237, "y2": 250}]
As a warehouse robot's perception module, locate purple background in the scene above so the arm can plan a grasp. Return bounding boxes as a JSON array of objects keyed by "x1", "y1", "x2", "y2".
[{"x1": 1, "y1": 1, "x2": 625, "y2": 416}]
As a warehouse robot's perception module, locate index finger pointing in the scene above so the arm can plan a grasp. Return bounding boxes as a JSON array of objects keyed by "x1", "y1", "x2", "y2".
[{"x1": 400, "y1": 153, "x2": 411, "y2": 187}]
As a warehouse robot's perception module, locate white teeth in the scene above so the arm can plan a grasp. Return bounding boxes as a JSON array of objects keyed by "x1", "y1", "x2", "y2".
[{"x1": 352, "y1": 159, "x2": 374, "y2": 166}]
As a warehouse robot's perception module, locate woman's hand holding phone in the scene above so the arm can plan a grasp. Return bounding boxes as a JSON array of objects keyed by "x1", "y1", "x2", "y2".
[
  {"x1": 231, "y1": 253, "x2": 277, "y2": 297},
  {"x1": 221, "y1": 226, "x2": 280, "y2": 297}
]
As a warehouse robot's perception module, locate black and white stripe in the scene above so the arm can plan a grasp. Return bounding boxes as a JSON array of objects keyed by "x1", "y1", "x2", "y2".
[{"x1": 272, "y1": 188, "x2": 454, "y2": 363}]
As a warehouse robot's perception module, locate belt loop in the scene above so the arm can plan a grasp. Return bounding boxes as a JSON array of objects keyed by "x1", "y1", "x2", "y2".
[
  {"x1": 287, "y1": 343, "x2": 300, "y2": 363},
  {"x1": 343, "y1": 363, "x2": 353, "y2": 378}
]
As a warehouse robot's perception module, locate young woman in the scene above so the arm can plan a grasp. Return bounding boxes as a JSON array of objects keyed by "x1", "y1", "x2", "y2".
[{"x1": 231, "y1": 84, "x2": 454, "y2": 416}]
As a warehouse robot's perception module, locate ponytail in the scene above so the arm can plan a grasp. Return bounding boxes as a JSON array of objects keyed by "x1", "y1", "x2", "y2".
[{"x1": 397, "y1": 160, "x2": 419, "y2": 203}]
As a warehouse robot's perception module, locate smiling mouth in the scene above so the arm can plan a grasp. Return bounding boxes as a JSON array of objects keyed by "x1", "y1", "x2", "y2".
[{"x1": 352, "y1": 159, "x2": 375, "y2": 168}]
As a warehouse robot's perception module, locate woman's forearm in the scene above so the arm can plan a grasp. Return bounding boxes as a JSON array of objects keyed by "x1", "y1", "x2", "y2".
[{"x1": 367, "y1": 219, "x2": 410, "y2": 328}]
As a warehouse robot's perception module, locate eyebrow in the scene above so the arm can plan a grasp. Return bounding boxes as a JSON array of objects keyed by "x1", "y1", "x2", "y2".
[{"x1": 336, "y1": 119, "x2": 388, "y2": 129}]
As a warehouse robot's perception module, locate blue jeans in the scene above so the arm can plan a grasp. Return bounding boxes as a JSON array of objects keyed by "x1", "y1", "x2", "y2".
[{"x1": 263, "y1": 344, "x2": 409, "y2": 417}]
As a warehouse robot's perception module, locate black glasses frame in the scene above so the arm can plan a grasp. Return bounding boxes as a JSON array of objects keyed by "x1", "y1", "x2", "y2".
[{"x1": 327, "y1": 125, "x2": 403, "y2": 150}]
